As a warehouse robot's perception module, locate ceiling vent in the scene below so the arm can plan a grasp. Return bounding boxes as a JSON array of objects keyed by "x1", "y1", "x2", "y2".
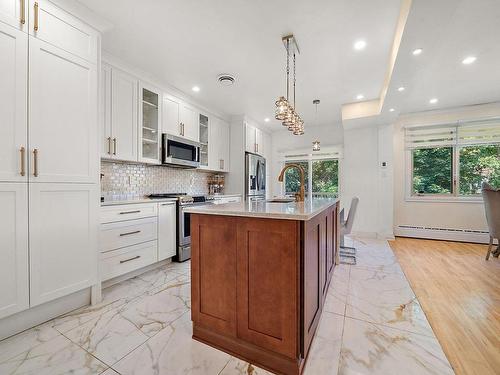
[{"x1": 217, "y1": 74, "x2": 235, "y2": 86}]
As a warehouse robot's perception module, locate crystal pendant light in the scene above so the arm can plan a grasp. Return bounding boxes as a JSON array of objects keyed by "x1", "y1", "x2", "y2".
[{"x1": 275, "y1": 96, "x2": 289, "y2": 121}]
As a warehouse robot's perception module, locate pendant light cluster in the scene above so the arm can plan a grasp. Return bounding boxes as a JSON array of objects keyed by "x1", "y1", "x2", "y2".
[{"x1": 275, "y1": 35, "x2": 304, "y2": 135}]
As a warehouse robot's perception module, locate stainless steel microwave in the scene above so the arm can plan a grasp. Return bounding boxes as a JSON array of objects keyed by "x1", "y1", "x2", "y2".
[{"x1": 162, "y1": 134, "x2": 200, "y2": 168}]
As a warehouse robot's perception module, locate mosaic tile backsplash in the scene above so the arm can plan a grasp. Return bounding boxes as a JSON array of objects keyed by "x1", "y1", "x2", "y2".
[{"x1": 101, "y1": 161, "x2": 210, "y2": 198}]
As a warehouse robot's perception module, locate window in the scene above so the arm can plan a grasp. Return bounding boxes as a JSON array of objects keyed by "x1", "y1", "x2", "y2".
[
  {"x1": 312, "y1": 159, "x2": 339, "y2": 198},
  {"x1": 406, "y1": 119, "x2": 500, "y2": 198},
  {"x1": 284, "y1": 161, "x2": 309, "y2": 195}
]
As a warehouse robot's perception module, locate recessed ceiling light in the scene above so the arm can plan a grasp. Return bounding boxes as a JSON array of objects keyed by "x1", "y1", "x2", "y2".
[
  {"x1": 429, "y1": 98, "x2": 438, "y2": 104},
  {"x1": 356, "y1": 94, "x2": 364, "y2": 100},
  {"x1": 389, "y1": 108, "x2": 395, "y2": 112},
  {"x1": 264, "y1": 118, "x2": 270, "y2": 122},
  {"x1": 412, "y1": 48, "x2": 423, "y2": 55},
  {"x1": 192, "y1": 86, "x2": 200, "y2": 92},
  {"x1": 462, "y1": 56, "x2": 477, "y2": 65},
  {"x1": 397, "y1": 86, "x2": 405, "y2": 92},
  {"x1": 353, "y1": 40, "x2": 367, "y2": 51}
]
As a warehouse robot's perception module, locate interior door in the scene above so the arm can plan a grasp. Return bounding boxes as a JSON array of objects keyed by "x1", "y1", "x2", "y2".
[
  {"x1": 0, "y1": 0, "x2": 27, "y2": 30},
  {"x1": 111, "y1": 68, "x2": 138, "y2": 162},
  {"x1": 29, "y1": 36, "x2": 97, "y2": 183},
  {"x1": 29, "y1": 183, "x2": 98, "y2": 306},
  {"x1": 0, "y1": 22, "x2": 27, "y2": 182},
  {"x1": 0, "y1": 183, "x2": 29, "y2": 319}
]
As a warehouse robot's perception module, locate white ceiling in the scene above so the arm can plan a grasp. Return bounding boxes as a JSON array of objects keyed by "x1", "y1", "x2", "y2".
[
  {"x1": 78, "y1": 0, "x2": 403, "y2": 130},
  {"x1": 381, "y1": 0, "x2": 500, "y2": 121}
]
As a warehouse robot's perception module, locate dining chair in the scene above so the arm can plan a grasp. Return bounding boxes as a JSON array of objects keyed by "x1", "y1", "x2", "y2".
[{"x1": 481, "y1": 182, "x2": 500, "y2": 260}]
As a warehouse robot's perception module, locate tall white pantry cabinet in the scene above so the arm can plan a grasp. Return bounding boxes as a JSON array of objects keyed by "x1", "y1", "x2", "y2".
[{"x1": 0, "y1": 0, "x2": 99, "y2": 319}]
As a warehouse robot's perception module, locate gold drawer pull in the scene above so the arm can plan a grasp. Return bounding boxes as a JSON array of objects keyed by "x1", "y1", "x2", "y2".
[
  {"x1": 20, "y1": 146, "x2": 26, "y2": 176},
  {"x1": 119, "y1": 230, "x2": 141, "y2": 237},
  {"x1": 33, "y1": 148, "x2": 39, "y2": 177},
  {"x1": 20, "y1": 0, "x2": 25, "y2": 24},
  {"x1": 107, "y1": 137, "x2": 112, "y2": 154},
  {"x1": 120, "y1": 255, "x2": 141, "y2": 264},
  {"x1": 119, "y1": 210, "x2": 141, "y2": 215}
]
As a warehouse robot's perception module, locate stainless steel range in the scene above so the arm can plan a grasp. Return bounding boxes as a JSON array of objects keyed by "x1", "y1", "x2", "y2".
[{"x1": 148, "y1": 193, "x2": 213, "y2": 262}]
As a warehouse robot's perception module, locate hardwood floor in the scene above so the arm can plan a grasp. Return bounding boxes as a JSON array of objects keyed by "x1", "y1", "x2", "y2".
[{"x1": 389, "y1": 237, "x2": 500, "y2": 375}]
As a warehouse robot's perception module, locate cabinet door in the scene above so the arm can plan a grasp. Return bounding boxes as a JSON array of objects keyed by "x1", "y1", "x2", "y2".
[
  {"x1": 0, "y1": 22, "x2": 27, "y2": 182},
  {"x1": 245, "y1": 123, "x2": 256, "y2": 153},
  {"x1": 100, "y1": 64, "x2": 112, "y2": 158},
  {"x1": 236, "y1": 217, "x2": 299, "y2": 358},
  {"x1": 139, "y1": 83, "x2": 161, "y2": 164},
  {"x1": 181, "y1": 104, "x2": 199, "y2": 142},
  {"x1": 191, "y1": 214, "x2": 237, "y2": 336},
  {"x1": 29, "y1": 183, "x2": 98, "y2": 306},
  {"x1": 162, "y1": 96, "x2": 181, "y2": 137},
  {"x1": 28, "y1": 0, "x2": 98, "y2": 62},
  {"x1": 29, "y1": 37, "x2": 98, "y2": 183},
  {"x1": 255, "y1": 127, "x2": 263, "y2": 156},
  {"x1": 0, "y1": 183, "x2": 28, "y2": 319},
  {"x1": 219, "y1": 120, "x2": 230, "y2": 172},
  {"x1": 158, "y1": 201, "x2": 176, "y2": 261},
  {"x1": 111, "y1": 68, "x2": 138, "y2": 162},
  {"x1": 208, "y1": 116, "x2": 219, "y2": 170},
  {"x1": 0, "y1": 0, "x2": 27, "y2": 30}
]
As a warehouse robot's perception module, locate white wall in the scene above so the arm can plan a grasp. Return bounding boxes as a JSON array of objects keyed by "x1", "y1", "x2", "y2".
[{"x1": 393, "y1": 102, "x2": 500, "y2": 239}]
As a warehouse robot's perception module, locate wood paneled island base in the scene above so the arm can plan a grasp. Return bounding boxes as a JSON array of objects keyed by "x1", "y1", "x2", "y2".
[{"x1": 189, "y1": 199, "x2": 340, "y2": 375}]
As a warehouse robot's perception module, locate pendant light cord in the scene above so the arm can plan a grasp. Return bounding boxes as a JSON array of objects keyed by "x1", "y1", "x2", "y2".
[{"x1": 286, "y1": 39, "x2": 290, "y2": 101}]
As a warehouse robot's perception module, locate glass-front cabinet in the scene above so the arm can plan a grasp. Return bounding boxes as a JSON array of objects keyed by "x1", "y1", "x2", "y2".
[
  {"x1": 139, "y1": 84, "x2": 161, "y2": 163},
  {"x1": 199, "y1": 113, "x2": 209, "y2": 168}
]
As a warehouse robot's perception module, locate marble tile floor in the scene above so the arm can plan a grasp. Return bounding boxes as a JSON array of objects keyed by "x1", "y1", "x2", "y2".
[{"x1": 0, "y1": 238, "x2": 455, "y2": 375}]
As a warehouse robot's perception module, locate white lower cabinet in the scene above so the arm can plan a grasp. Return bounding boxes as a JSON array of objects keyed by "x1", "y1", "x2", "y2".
[
  {"x1": 158, "y1": 201, "x2": 176, "y2": 261},
  {"x1": 99, "y1": 201, "x2": 177, "y2": 282},
  {"x1": 0, "y1": 183, "x2": 29, "y2": 319},
  {"x1": 29, "y1": 183, "x2": 98, "y2": 306}
]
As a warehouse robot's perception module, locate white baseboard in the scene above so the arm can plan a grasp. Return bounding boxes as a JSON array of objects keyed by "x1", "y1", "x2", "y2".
[
  {"x1": 394, "y1": 226, "x2": 493, "y2": 244},
  {"x1": 0, "y1": 288, "x2": 90, "y2": 341}
]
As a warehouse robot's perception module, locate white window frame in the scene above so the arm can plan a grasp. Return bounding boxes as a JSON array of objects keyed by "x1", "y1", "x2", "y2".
[
  {"x1": 278, "y1": 145, "x2": 343, "y2": 198},
  {"x1": 405, "y1": 118, "x2": 500, "y2": 203}
]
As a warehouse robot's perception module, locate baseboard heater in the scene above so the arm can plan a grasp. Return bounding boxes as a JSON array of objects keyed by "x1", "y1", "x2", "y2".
[{"x1": 395, "y1": 225, "x2": 493, "y2": 244}]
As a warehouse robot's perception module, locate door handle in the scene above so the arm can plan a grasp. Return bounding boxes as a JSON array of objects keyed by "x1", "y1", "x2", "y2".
[
  {"x1": 119, "y1": 210, "x2": 141, "y2": 215},
  {"x1": 113, "y1": 138, "x2": 117, "y2": 155},
  {"x1": 107, "y1": 137, "x2": 112, "y2": 155},
  {"x1": 20, "y1": 146, "x2": 26, "y2": 176},
  {"x1": 20, "y1": 0, "x2": 25, "y2": 24},
  {"x1": 33, "y1": 148, "x2": 39, "y2": 177},
  {"x1": 161, "y1": 202, "x2": 175, "y2": 206},
  {"x1": 33, "y1": 2, "x2": 39, "y2": 31}
]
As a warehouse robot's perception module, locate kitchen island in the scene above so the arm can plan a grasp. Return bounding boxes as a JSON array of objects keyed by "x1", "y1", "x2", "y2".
[{"x1": 185, "y1": 198, "x2": 340, "y2": 375}]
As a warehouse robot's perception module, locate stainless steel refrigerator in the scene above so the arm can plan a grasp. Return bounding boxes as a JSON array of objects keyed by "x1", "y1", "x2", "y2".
[{"x1": 245, "y1": 152, "x2": 266, "y2": 201}]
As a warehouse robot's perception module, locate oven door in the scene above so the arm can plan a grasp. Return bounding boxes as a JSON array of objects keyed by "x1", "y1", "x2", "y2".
[
  {"x1": 162, "y1": 134, "x2": 200, "y2": 168},
  {"x1": 178, "y1": 202, "x2": 212, "y2": 247}
]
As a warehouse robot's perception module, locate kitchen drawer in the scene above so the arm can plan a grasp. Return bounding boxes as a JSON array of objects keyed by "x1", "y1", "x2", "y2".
[
  {"x1": 100, "y1": 241, "x2": 157, "y2": 281},
  {"x1": 101, "y1": 203, "x2": 158, "y2": 224},
  {"x1": 100, "y1": 217, "x2": 157, "y2": 252}
]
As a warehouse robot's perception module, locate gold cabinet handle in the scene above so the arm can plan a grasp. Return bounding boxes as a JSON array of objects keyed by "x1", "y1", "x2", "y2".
[
  {"x1": 33, "y1": 148, "x2": 38, "y2": 177},
  {"x1": 33, "y1": 2, "x2": 39, "y2": 31},
  {"x1": 20, "y1": 146, "x2": 26, "y2": 176},
  {"x1": 113, "y1": 138, "x2": 117, "y2": 155},
  {"x1": 20, "y1": 0, "x2": 25, "y2": 24},
  {"x1": 222, "y1": 159, "x2": 224, "y2": 170},
  {"x1": 107, "y1": 137, "x2": 112, "y2": 154}
]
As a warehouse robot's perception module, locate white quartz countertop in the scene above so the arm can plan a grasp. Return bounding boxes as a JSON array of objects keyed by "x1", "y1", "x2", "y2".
[
  {"x1": 183, "y1": 198, "x2": 339, "y2": 221},
  {"x1": 101, "y1": 197, "x2": 178, "y2": 206}
]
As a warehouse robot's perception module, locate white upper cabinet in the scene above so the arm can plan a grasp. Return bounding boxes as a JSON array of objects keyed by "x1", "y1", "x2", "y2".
[
  {"x1": 245, "y1": 123, "x2": 257, "y2": 154},
  {"x1": 139, "y1": 83, "x2": 161, "y2": 164},
  {"x1": 209, "y1": 117, "x2": 230, "y2": 172},
  {"x1": 0, "y1": 0, "x2": 28, "y2": 31},
  {"x1": 255, "y1": 127, "x2": 264, "y2": 156},
  {"x1": 28, "y1": 0, "x2": 97, "y2": 62},
  {"x1": 111, "y1": 68, "x2": 138, "y2": 162},
  {"x1": 100, "y1": 64, "x2": 112, "y2": 158},
  {"x1": 180, "y1": 103, "x2": 199, "y2": 142},
  {"x1": 158, "y1": 201, "x2": 176, "y2": 261},
  {"x1": 0, "y1": 183, "x2": 29, "y2": 319},
  {"x1": 162, "y1": 95, "x2": 199, "y2": 142},
  {"x1": 29, "y1": 183, "x2": 98, "y2": 306},
  {"x1": 29, "y1": 36, "x2": 98, "y2": 183},
  {"x1": 219, "y1": 119, "x2": 230, "y2": 172},
  {"x1": 0, "y1": 22, "x2": 27, "y2": 182}
]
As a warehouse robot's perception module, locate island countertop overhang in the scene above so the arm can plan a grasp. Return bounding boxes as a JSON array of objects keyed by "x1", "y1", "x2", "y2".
[{"x1": 184, "y1": 197, "x2": 339, "y2": 221}]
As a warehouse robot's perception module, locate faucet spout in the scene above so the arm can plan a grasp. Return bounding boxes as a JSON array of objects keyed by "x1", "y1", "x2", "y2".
[{"x1": 277, "y1": 164, "x2": 306, "y2": 202}]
